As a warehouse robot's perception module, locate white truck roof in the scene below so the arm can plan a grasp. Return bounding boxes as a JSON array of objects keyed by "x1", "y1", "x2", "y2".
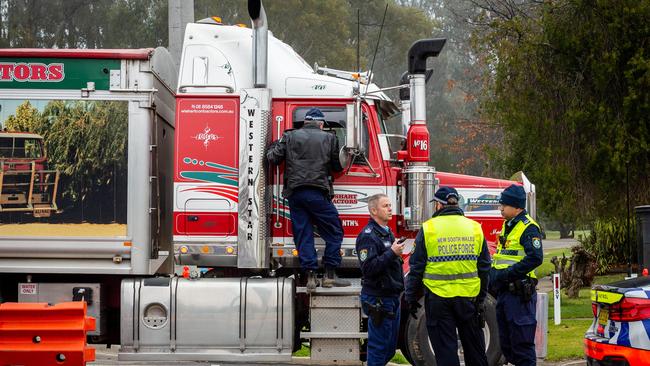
[{"x1": 178, "y1": 22, "x2": 393, "y2": 103}]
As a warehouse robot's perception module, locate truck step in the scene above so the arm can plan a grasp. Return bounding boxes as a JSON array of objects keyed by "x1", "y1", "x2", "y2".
[
  {"x1": 306, "y1": 291, "x2": 364, "y2": 362},
  {"x1": 296, "y1": 278, "x2": 361, "y2": 294},
  {"x1": 301, "y1": 331, "x2": 367, "y2": 339}
]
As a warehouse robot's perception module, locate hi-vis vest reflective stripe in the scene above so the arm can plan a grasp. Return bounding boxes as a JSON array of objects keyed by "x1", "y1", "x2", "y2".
[
  {"x1": 422, "y1": 215, "x2": 484, "y2": 298},
  {"x1": 492, "y1": 214, "x2": 539, "y2": 279}
]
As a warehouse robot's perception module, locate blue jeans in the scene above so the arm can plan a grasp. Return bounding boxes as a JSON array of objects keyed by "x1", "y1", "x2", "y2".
[
  {"x1": 360, "y1": 293, "x2": 401, "y2": 366},
  {"x1": 287, "y1": 187, "x2": 343, "y2": 270}
]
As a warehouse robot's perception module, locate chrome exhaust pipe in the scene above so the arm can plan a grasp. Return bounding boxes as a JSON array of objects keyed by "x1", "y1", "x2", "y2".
[{"x1": 248, "y1": 0, "x2": 268, "y2": 88}]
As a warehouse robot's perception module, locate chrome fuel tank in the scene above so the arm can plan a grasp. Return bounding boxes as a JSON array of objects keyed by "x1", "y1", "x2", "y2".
[
  {"x1": 402, "y1": 165, "x2": 436, "y2": 230},
  {"x1": 120, "y1": 276, "x2": 294, "y2": 362}
]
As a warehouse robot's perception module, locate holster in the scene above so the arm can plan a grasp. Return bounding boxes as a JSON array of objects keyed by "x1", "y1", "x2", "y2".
[
  {"x1": 474, "y1": 301, "x2": 486, "y2": 329},
  {"x1": 508, "y1": 278, "x2": 537, "y2": 302},
  {"x1": 363, "y1": 299, "x2": 395, "y2": 327}
]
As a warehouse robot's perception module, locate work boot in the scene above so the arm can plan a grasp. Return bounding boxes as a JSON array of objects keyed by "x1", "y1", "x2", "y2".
[
  {"x1": 322, "y1": 267, "x2": 351, "y2": 288},
  {"x1": 306, "y1": 270, "x2": 318, "y2": 293}
]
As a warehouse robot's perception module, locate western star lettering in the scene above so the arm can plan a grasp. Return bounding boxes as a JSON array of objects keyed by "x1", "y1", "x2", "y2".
[
  {"x1": 0, "y1": 62, "x2": 64, "y2": 82},
  {"x1": 245, "y1": 108, "x2": 256, "y2": 242}
]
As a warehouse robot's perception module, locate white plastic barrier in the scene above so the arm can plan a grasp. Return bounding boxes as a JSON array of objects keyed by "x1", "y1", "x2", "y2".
[{"x1": 535, "y1": 292, "x2": 549, "y2": 359}]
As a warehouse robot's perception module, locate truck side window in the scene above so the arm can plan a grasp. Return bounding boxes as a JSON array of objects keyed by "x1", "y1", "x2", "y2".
[
  {"x1": 0, "y1": 137, "x2": 12, "y2": 158},
  {"x1": 291, "y1": 106, "x2": 370, "y2": 166}
]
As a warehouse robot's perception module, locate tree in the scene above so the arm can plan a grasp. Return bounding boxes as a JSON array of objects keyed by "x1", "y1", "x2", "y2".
[
  {"x1": 473, "y1": 0, "x2": 650, "y2": 226},
  {"x1": 3, "y1": 100, "x2": 129, "y2": 222},
  {"x1": 0, "y1": 0, "x2": 167, "y2": 48},
  {"x1": 3, "y1": 101, "x2": 40, "y2": 131}
]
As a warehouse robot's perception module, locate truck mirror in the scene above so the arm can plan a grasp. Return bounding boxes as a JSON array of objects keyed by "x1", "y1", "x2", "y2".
[
  {"x1": 338, "y1": 146, "x2": 350, "y2": 168},
  {"x1": 345, "y1": 100, "x2": 361, "y2": 152}
]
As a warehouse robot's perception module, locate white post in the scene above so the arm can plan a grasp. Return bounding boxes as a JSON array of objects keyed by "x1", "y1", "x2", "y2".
[
  {"x1": 553, "y1": 273, "x2": 561, "y2": 325},
  {"x1": 168, "y1": 0, "x2": 194, "y2": 70}
]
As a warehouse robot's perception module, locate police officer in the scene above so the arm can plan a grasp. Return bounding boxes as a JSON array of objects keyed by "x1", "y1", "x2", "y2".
[
  {"x1": 491, "y1": 184, "x2": 543, "y2": 366},
  {"x1": 267, "y1": 108, "x2": 350, "y2": 291},
  {"x1": 405, "y1": 186, "x2": 490, "y2": 366},
  {"x1": 356, "y1": 193, "x2": 404, "y2": 366}
]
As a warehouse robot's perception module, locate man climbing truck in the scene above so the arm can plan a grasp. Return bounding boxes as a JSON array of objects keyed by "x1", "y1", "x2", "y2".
[{"x1": 0, "y1": 1, "x2": 538, "y2": 364}]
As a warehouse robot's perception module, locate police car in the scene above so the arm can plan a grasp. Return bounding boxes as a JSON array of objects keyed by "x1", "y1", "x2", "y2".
[{"x1": 585, "y1": 276, "x2": 650, "y2": 365}]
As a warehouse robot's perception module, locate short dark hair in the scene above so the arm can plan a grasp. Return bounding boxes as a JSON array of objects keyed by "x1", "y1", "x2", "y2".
[{"x1": 446, "y1": 197, "x2": 459, "y2": 206}]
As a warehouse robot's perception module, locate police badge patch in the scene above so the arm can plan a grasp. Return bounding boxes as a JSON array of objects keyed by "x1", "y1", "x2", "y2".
[
  {"x1": 532, "y1": 237, "x2": 541, "y2": 249},
  {"x1": 359, "y1": 249, "x2": 368, "y2": 262}
]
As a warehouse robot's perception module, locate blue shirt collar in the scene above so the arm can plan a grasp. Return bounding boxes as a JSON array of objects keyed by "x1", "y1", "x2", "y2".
[{"x1": 507, "y1": 209, "x2": 528, "y2": 226}]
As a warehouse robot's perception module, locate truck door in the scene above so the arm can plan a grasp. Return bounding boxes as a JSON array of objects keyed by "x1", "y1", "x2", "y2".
[
  {"x1": 173, "y1": 97, "x2": 239, "y2": 240},
  {"x1": 270, "y1": 101, "x2": 386, "y2": 261}
]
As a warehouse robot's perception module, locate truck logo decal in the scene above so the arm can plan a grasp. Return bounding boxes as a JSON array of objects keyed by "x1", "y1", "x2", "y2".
[
  {"x1": 413, "y1": 139, "x2": 428, "y2": 151},
  {"x1": 333, "y1": 194, "x2": 358, "y2": 205},
  {"x1": 332, "y1": 189, "x2": 369, "y2": 210},
  {"x1": 0, "y1": 62, "x2": 64, "y2": 82},
  {"x1": 272, "y1": 195, "x2": 291, "y2": 219},
  {"x1": 180, "y1": 185, "x2": 239, "y2": 202},
  {"x1": 342, "y1": 219, "x2": 359, "y2": 227},
  {"x1": 180, "y1": 157, "x2": 238, "y2": 187},
  {"x1": 193, "y1": 126, "x2": 221, "y2": 150}
]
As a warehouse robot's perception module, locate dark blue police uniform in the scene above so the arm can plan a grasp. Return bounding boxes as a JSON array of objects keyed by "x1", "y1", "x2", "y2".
[
  {"x1": 356, "y1": 218, "x2": 404, "y2": 366},
  {"x1": 491, "y1": 210, "x2": 543, "y2": 366},
  {"x1": 405, "y1": 205, "x2": 491, "y2": 366}
]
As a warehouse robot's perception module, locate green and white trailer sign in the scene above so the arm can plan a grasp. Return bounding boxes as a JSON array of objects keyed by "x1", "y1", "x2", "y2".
[{"x1": 0, "y1": 58, "x2": 120, "y2": 90}]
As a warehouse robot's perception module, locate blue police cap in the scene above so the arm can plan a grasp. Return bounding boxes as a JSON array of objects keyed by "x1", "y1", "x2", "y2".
[
  {"x1": 431, "y1": 186, "x2": 459, "y2": 204},
  {"x1": 304, "y1": 108, "x2": 325, "y2": 121},
  {"x1": 499, "y1": 184, "x2": 526, "y2": 209}
]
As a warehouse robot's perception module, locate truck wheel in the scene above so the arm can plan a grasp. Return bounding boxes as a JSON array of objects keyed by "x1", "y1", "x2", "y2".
[
  {"x1": 404, "y1": 294, "x2": 502, "y2": 366},
  {"x1": 399, "y1": 336, "x2": 415, "y2": 366}
]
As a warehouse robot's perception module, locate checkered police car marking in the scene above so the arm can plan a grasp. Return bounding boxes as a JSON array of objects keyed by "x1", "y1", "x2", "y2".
[{"x1": 586, "y1": 286, "x2": 650, "y2": 350}]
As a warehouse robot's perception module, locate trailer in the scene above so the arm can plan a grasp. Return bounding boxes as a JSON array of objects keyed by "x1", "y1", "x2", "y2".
[{"x1": 0, "y1": 2, "x2": 538, "y2": 365}]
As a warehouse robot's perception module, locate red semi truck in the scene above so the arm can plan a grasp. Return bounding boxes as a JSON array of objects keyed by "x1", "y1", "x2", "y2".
[{"x1": 0, "y1": 2, "x2": 537, "y2": 365}]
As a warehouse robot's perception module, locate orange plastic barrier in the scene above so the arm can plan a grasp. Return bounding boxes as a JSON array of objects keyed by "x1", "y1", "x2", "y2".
[{"x1": 0, "y1": 302, "x2": 96, "y2": 366}]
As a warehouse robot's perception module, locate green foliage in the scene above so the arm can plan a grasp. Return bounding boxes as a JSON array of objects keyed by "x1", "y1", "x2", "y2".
[
  {"x1": 3, "y1": 100, "x2": 128, "y2": 220},
  {"x1": 477, "y1": 0, "x2": 650, "y2": 226},
  {"x1": 4, "y1": 101, "x2": 40, "y2": 132},
  {"x1": 580, "y1": 218, "x2": 637, "y2": 274},
  {"x1": 537, "y1": 247, "x2": 572, "y2": 278},
  {"x1": 0, "y1": 0, "x2": 166, "y2": 48}
]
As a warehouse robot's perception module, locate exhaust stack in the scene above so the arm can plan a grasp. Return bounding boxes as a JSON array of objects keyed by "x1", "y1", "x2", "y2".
[
  {"x1": 404, "y1": 38, "x2": 446, "y2": 163},
  {"x1": 400, "y1": 39, "x2": 446, "y2": 230},
  {"x1": 248, "y1": 0, "x2": 268, "y2": 88}
]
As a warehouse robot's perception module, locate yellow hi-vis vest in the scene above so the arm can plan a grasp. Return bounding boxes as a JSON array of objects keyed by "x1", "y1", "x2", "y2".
[
  {"x1": 492, "y1": 214, "x2": 540, "y2": 279},
  {"x1": 422, "y1": 215, "x2": 484, "y2": 298}
]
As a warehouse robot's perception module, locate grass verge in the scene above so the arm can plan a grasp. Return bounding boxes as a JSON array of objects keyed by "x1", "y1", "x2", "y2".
[
  {"x1": 546, "y1": 319, "x2": 593, "y2": 361},
  {"x1": 391, "y1": 350, "x2": 409, "y2": 364},
  {"x1": 293, "y1": 344, "x2": 410, "y2": 364},
  {"x1": 543, "y1": 273, "x2": 626, "y2": 361},
  {"x1": 543, "y1": 230, "x2": 591, "y2": 241},
  {"x1": 537, "y1": 247, "x2": 573, "y2": 278}
]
